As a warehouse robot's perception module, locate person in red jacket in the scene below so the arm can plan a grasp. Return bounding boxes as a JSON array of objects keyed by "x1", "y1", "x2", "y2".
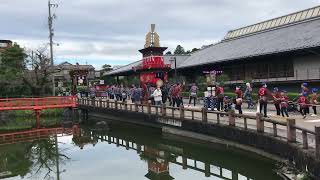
[
  {"x1": 273, "y1": 87, "x2": 281, "y2": 116},
  {"x1": 280, "y1": 90, "x2": 289, "y2": 117},
  {"x1": 298, "y1": 92, "x2": 310, "y2": 119},
  {"x1": 216, "y1": 84, "x2": 224, "y2": 111},
  {"x1": 259, "y1": 83, "x2": 271, "y2": 117},
  {"x1": 234, "y1": 86, "x2": 243, "y2": 114},
  {"x1": 310, "y1": 88, "x2": 318, "y2": 116}
]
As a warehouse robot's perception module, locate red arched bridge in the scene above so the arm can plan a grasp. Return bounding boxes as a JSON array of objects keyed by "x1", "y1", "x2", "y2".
[{"x1": 0, "y1": 96, "x2": 77, "y2": 128}]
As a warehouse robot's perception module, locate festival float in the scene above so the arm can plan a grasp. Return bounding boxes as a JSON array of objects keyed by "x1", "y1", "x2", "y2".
[{"x1": 133, "y1": 24, "x2": 171, "y2": 103}]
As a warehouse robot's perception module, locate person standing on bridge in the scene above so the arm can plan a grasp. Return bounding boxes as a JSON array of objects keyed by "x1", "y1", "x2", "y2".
[
  {"x1": 298, "y1": 92, "x2": 310, "y2": 119},
  {"x1": 132, "y1": 85, "x2": 142, "y2": 104},
  {"x1": 216, "y1": 84, "x2": 224, "y2": 111},
  {"x1": 310, "y1": 88, "x2": 318, "y2": 116},
  {"x1": 300, "y1": 83, "x2": 310, "y2": 114},
  {"x1": 258, "y1": 83, "x2": 270, "y2": 117},
  {"x1": 153, "y1": 86, "x2": 163, "y2": 106},
  {"x1": 234, "y1": 86, "x2": 243, "y2": 114},
  {"x1": 244, "y1": 82, "x2": 254, "y2": 109},
  {"x1": 280, "y1": 90, "x2": 289, "y2": 118},
  {"x1": 273, "y1": 87, "x2": 281, "y2": 116},
  {"x1": 188, "y1": 83, "x2": 198, "y2": 107}
]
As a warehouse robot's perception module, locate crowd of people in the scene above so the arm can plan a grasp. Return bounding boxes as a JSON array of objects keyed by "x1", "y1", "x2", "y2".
[
  {"x1": 232, "y1": 82, "x2": 319, "y2": 119},
  {"x1": 90, "y1": 82, "x2": 186, "y2": 107},
  {"x1": 89, "y1": 81, "x2": 319, "y2": 119}
]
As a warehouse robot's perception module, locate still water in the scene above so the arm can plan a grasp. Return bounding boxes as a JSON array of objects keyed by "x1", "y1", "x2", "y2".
[{"x1": 0, "y1": 120, "x2": 284, "y2": 180}]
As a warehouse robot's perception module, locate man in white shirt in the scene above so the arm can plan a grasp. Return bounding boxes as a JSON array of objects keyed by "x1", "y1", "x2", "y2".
[{"x1": 153, "y1": 86, "x2": 162, "y2": 106}]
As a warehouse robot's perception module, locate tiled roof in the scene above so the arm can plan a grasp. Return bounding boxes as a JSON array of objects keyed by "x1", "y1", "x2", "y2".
[
  {"x1": 224, "y1": 5, "x2": 320, "y2": 40},
  {"x1": 178, "y1": 17, "x2": 320, "y2": 68}
]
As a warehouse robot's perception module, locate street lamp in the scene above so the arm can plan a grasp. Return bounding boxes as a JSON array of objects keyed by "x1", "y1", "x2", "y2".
[{"x1": 169, "y1": 57, "x2": 177, "y2": 83}]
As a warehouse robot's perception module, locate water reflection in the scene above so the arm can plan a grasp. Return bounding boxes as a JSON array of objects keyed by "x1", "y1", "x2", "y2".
[
  {"x1": 0, "y1": 127, "x2": 75, "y2": 179},
  {"x1": 0, "y1": 122, "x2": 282, "y2": 180}
]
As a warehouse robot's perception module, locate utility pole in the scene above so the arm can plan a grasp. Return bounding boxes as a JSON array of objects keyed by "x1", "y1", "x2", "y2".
[{"x1": 48, "y1": 0, "x2": 58, "y2": 96}]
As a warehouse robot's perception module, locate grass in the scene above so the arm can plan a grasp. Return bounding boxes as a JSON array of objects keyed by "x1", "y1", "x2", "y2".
[
  {"x1": 0, "y1": 115, "x2": 63, "y2": 132},
  {"x1": 13, "y1": 109, "x2": 64, "y2": 117}
]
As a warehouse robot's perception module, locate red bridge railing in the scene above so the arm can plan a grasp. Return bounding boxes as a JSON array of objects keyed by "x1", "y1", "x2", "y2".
[
  {"x1": 0, "y1": 96, "x2": 77, "y2": 111},
  {"x1": 0, "y1": 126, "x2": 80, "y2": 146}
]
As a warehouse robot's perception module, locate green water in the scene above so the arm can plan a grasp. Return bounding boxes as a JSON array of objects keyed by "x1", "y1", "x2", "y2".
[{"x1": 0, "y1": 120, "x2": 283, "y2": 180}]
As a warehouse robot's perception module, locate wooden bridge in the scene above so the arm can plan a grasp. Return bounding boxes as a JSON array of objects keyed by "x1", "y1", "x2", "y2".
[
  {"x1": 79, "y1": 98, "x2": 320, "y2": 159},
  {"x1": 0, "y1": 96, "x2": 77, "y2": 128}
]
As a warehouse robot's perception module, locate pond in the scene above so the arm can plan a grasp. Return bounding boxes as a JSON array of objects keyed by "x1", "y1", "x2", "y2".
[{"x1": 0, "y1": 118, "x2": 284, "y2": 180}]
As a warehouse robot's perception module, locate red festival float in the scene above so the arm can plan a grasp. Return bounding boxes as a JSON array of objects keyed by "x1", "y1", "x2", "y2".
[{"x1": 133, "y1": 24, "x2": 171, "y2": 102}]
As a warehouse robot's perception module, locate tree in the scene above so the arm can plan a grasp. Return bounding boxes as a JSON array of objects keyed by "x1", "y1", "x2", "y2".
[
  {"x1": 216, "y1": 74, "x2": 230, "y2": 86},
  {"x1": 100, "y1": 64, "x2": 113, "y2": 77},
  {"x1": 174, "y1": 45, "x2": 185, "y2": 55},
  {"x1": 165, "y1": 51, "x2": 172, "y2": 55},
  {"x1": 0, "y1": 43, "x2": 28, "y2": 97},
  {"x1": 191, "y1": 48, "x2": 199, "y2": 52},
  {"x1": 22, "y1": 49, "x2": 56, "y2": 96},
  {"x1": 101, "y1": 64, "x2": 113, "y2": 72}
]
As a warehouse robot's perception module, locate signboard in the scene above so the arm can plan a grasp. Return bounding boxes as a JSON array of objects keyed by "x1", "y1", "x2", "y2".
[
  {"x1": 142, "y1": 56, "x2": 166, "y2": 69},
  {"x1": 0, "y1": 43, "x2": 8, "y2": 48},
  {"x1": 99, "y1": 80, "x2": 104, "y2": 85}
]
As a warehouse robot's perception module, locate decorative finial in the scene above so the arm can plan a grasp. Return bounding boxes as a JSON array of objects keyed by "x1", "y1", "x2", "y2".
[{"x1": 145, "y1": 24, "x2": 160, "y2": 48}]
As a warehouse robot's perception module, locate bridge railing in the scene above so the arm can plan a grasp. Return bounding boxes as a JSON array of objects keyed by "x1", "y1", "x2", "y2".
[
  {"x1": 79, "y1": 98, "x2": 320, "y2": 159},
  {"x1": 0, "y1": 96, "x2": 77, "y2": 110}
]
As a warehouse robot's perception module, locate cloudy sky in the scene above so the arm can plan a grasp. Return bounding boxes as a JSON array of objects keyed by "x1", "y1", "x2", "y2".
[{"x1": 1, "y1": 0, "x2": 319, "y2": 69}]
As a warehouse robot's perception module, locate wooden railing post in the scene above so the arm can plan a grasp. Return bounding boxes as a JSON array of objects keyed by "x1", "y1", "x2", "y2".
[
  {"x1": 147, "y1": 103, "x2": 151, "y2": 114},
  {"x1": 180, "y1": 105, "x2": 185, "y2": 120},
  {"x1": 135, "y1": 103, "x2": 139, "y2": 112},
  {"x1": 228, "y1": 110, "x2": 235, "y2": 126},
  {"x1": 256, "y1": 113, "x2": 264, "y2": 133},
  {"x1": 302, "y1": 130, "x2": 308, "y2": 149},
  {"x1": 99, "y1": 99, "x2": 102, "y2": 107},
  {"x1": 115, "y1": 100, "x2": 118, "y2": 110},
  {"x1": 106, "y1": 100, "x2": 110, "y2": 108},
  {"x1": 287, "y1": 118, "x2": 296, "y2": 142},
  {"x1": 161, "y1": 104, "x2": 166, "y2": 117},
  {"x1": 202, "y1": 107, "x2": 208, "y2": 123},
  {"x1": 124, "y1": 101, "x2": 128, "y2": 111},
  {"x1": 315, "y1": 126, "x2": 320, "y2": 158}
]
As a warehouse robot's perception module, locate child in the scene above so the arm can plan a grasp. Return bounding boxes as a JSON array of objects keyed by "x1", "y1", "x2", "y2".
[
  {"x1": 273, "y1": 87, "x2": 281, "y2": 116},
  {"x1": 234, "y1": 86, "x2": 243, "y2": 114},
  {"x1": 310, "y1": 88, "x2": 318, "y2": 117},
  {"x1": 259, "y1": 83, "x2": 270, "y2": 117},
  {"x1": 280, "y1": 90, "x2": 289, "y2": 117},
  {"x1": 298, "y1": 92, "x2": 309, "y2": 119},
  {"x1": 223, "y1": 96, "x2": 232, "y2": 112}
]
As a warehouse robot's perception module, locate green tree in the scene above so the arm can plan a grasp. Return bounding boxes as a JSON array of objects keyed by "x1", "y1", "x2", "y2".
[
  {"x1": 0, "y1": 43, "x2": 28, "y2": 97},
  {"x1": 174, "y1": 45, "x2": 185, "y2": 54},
  {"x1": 165, "y1": 51, "x2": 172, "y2": 55},
  {"x1": 191, "y1": 48, "x2": 199, "y2": 52},
  {"x1": 216, "y1": 74, "x2": 230, "y2": 86},
  {"x1": 100, "y1": 64, "x2": 113, "y2": 77},
  {"x1": 22, "y1": 50, "x2": 56, "y2": 96}
]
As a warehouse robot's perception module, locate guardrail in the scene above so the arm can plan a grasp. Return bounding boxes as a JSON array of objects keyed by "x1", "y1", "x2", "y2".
[
  {"x1": 0, "y1": 96, "x2": 78, "y2": 111},
  {"x1": 78, "y1": 98, "x2": 320, "y2": 159}
]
